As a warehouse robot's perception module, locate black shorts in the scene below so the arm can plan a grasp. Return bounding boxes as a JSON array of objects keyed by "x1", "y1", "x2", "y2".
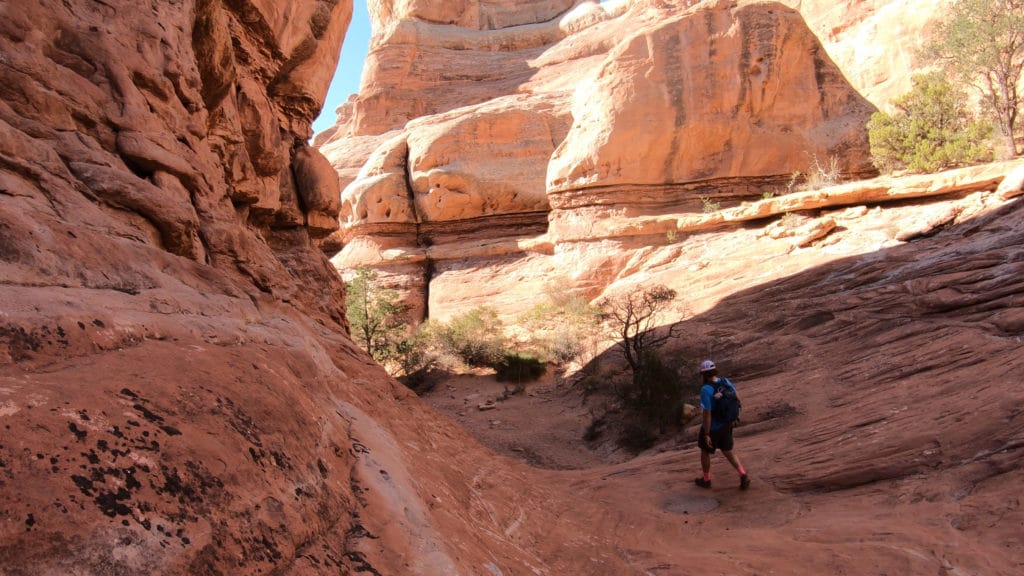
[{"x1": 698, "y1": 424, "x2": 734, "y2": 453}]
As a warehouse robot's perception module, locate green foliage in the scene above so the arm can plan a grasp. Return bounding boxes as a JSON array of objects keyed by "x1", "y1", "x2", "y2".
[
  {"x1": 391, "y1": 326, "x2": 438, "y2": 391},
  {"x1": 923, "y1": 0, "x2": 1024, "y2": 155},
  {"x1": 496, "y1": 352, "x2": 546, "y2": 383},
  {"x1": 345, "y1": 267, "x2": 409, "y2": 363},
  {"x1": 517, "y1": 288, "x2": 601, "y2": 365},
  {"x1": 495, "y1": 352, "x2": 546, "y2": 393},
  {"x1": 433, "y1": 306, "x2": 507, "y2": 368},
  {"x1": 867, "y1": 73, "x2": 994, "y2": 173}
]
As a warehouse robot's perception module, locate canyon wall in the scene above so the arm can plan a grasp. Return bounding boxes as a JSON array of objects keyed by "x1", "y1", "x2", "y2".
[
  {"x1": 784, "y1": 0, "x2": 954, "y2": 107},
  {"x1": 1, "y1": 1, "x2": 584, "y2": 573},
  {"x1": 322, "y1": 0, "x2": 888, "y2": 321}
]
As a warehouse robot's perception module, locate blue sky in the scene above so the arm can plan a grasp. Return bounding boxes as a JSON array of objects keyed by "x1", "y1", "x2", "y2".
[{"x1": 312, "y1": 1, "x2": 371, "y2": 136}]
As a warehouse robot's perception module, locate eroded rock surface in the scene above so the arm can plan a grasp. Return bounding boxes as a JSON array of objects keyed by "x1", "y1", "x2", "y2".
[
  {"x1": 786, "y1": 0, "x2": 952, "y2": 107},
  {"x1": 0, "y1": 1, "x2": 488, "y2": 573},
  {"x1": 324, "y1": 0, "x2": 882, "y2": 321}
]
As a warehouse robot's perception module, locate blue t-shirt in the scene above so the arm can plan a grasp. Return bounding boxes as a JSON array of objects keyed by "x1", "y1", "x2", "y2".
[{"x1": 700, "y1": 377, "x2": 735, "y2": 431}]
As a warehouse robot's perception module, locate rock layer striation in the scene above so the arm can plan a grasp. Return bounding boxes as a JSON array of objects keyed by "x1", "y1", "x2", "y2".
[{"x1": 322, "y1": 0, "x2": 881, "y2": 321}]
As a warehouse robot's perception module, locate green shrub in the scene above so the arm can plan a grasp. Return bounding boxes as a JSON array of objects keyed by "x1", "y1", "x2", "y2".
[
  {"x1": 433, "y1": 307, "x2": 506, "y2": 368},
  {"x1": 345, "y1": 267, "x2": 408, "y2": 363},
  {"x1": 921, "y1": 0, "x2": 1024, "y2": 157},
  {"x1": 517, "y1": 289, "x2": 601, "y2": 365},
  {"x1": 618, "y1": 350, "x2": 684, "y2": 431},
  {"x1": 391, "y1": 326, "x2": 438, "y2": 391},
  {"x1": 867, "y1": 72, "x2": 993, "y2": 173}
]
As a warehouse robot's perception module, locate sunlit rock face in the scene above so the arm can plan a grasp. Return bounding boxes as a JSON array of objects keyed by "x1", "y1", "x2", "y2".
[
  {"x1": 321, "y1": 0, "x2": 882, "y2": 321},
  {"x1": 783, "y1": 0, "x2": 953, "y2": 108},
  {"x1": 545, "y1": 1, "x2": 878, "y2": 197}
]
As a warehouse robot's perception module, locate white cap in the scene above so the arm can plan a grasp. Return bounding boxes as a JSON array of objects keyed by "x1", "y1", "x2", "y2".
[{"x1": 700, "y1": 360, "x2": 716, "y2": 372}]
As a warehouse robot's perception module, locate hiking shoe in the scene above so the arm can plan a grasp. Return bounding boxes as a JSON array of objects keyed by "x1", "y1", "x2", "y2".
[
  {"x1": 694, "y1": 477, "x2": 712, "y2": 489},
  {"x1": 739, "y1": 474, "x2": 751, "y2": 490}
]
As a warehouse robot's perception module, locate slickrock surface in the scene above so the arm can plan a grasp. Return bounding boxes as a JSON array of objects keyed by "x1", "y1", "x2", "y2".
[{"x1": 546, "y1": 1, "x2": 878, "y2": 194}]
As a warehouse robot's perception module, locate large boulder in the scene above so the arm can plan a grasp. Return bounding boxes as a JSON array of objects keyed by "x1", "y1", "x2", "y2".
[{"x1": 546, "y1": 0, "x2": 877, "y2": 196}]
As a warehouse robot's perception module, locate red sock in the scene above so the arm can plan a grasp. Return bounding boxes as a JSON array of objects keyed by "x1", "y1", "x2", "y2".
[
  {"x1": 738, "y1": 466, "x2": 746, "y2": 476},
  {"x1": 703, "y1": 472, "x2": 711, "y2": 482}
]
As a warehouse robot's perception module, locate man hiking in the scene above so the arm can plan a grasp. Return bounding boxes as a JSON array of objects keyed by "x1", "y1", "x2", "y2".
[{"x1": 695, "y1": 359, "x2": 750, "y2": 490}]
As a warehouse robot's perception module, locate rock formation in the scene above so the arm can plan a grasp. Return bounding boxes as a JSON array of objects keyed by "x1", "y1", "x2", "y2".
[
  {"x1": 784, "y1": 0, "x2": 954, "y2": 107},
  {"x1": 323, "y1": 0, "x2": 881, "y2": 321},
  {"x1": 0, "y1": 0, "x2": 460, "y2": 573},
  {"x1": 5, "y1": 0, "x2": 1024, "y2": 574},
  {"x1": 319, "y1": 0, "x2": 953, "y2": 322}
]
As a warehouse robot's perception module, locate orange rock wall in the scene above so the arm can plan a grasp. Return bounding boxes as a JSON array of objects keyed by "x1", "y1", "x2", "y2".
[{"x1": 323, "y1": 0, "x2": 887, "y2": 321}]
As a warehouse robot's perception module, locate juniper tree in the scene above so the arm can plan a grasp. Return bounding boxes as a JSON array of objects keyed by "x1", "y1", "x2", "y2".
[
  {"x1": 924, "y1": 0, "x2": 1024, "y2": 156},
  {"x1": 867, "y1": 73, "x2": 994, "y2": 172},
  {"x1": 345, "y1": 267, "x2": 408, "y2": 363}
]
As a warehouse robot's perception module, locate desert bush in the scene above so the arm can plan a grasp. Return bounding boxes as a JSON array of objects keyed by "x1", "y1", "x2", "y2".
[
  {"x1": 517, "y1": 289, "x2": 601, "y2": 365},
  {"x1": 867, "y1": 73, "x2": 994, "y2": 173},
  {"x1": 799, "y1": 154, "x2": 842, "y2": 190},
  {"x1": 922, "y1": 0, "x2": 1024, "y2": 156},
  {"x1": 495, "y1": 352, "x2": 546, "y2": 398},
  {"x1": 598, "y1": 284, "x2": 682, "y2": 376},
  {"x1": 700, "y1": 196, "x2": 721, "y2": 213},
  {"x1": 391, "y1": 325, "x2": 439, "y2": 391},
  {"x1": 496, "y1": 352, "x2": 546, "y2": 383},
  {"x1": 599, "y1": 286, "x2": 685, "y2": 447},
  {"x1": 544, "y1": 332, "x2": 587, "y2": 365},
  {"x1": 617, "y1": 350, "x2": 684, "y2": 431},
  {"x1": 432, "y1": 306, "x2": 506, "y2": 368},
  {"x1": 345, "y1": 267, "x2": 409, "y2": 363}
]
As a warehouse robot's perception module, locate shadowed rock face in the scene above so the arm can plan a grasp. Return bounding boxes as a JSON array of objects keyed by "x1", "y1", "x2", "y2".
[{"x1": 0, "y1": 0, "x2": 398, "y2": 572}]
